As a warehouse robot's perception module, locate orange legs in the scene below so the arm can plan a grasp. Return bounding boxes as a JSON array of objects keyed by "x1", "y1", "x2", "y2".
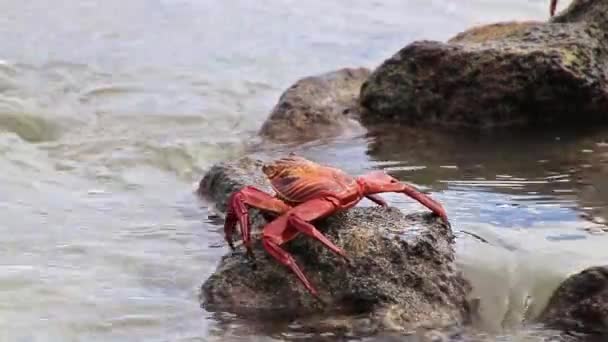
[
  {"x1": 359, "y1": 177, "x2": 448, "y2": 222},
  {"x1": 224, "y1": 186, "x2": 291, "y2": 258},
  {"x1": 223, "y1": 184, "x2": 411, "y2": 298},
  {"x1": 260, "y1": 197, "x2": 347, "y2": 297},
  {"x1": 366, "y1": 194, "x2": 388, "y2": 207},
  {"x1": 398, "y1": 183, "x2": 448, "y2": 221}
]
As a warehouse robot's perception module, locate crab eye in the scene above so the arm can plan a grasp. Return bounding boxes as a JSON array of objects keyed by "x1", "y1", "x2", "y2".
[{"x1": 390, "y1": 179, "x2": 398, "y2": 183}]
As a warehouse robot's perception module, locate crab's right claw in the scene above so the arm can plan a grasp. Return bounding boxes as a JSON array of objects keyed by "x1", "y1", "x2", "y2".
[
  {"x1": 224, "y1": 190, "x2": 253, "y2": 256},
  {"x1": 223, "y1": 186, "x2": 292, "y2": 255}
]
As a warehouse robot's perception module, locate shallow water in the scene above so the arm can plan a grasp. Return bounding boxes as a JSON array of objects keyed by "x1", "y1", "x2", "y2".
[{"x1": 2, "y1": 0, "x2": 606, "y2": 341}]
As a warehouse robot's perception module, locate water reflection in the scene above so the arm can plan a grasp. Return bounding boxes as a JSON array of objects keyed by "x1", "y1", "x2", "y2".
[{"x1": 364, "y1": 124, "x2": 608, "y2": 229}]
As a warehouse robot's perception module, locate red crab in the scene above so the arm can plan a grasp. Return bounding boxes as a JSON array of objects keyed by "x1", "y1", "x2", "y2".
[{"x1": 223, "y1": 155, "x2": 448, "y2": 297}]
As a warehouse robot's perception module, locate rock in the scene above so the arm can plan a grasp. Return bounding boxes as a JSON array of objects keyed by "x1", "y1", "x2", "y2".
[
  {"x1": 258, "y1": 67, "x2": 370, "y2": 143},
  {"x1": 537, "y1": 265, "x2": 608, "y2": 338},
  {"x1": 197, "y1": 157, "x2": 270, "y2": 214},
  {"x1": 446, "y1": 21, "x2": 543, "y2": 44},
  {"x1": 552, "y1": 0, "x2": 608, "y2": 25},
  {"x1": 197, "y1": 156, "x2": 471, "y2": 334},
  {"x1": 359, "y1": 1, "x2": 608, "y2": 128}
]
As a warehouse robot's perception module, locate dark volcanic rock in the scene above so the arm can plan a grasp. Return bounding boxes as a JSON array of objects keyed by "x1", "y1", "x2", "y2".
[
  {"x1": 258, "y1": 67, "x2": 370, "y2": 143},
  {"x1": 197, "y1": 157, "x2": 471, "y2": 333},
  {"x1": 359, "y1": 0, "x2": 608, "y2": 128},
  {"x1": 538, "y1": 265, "x2": 608, "y2": 338}
]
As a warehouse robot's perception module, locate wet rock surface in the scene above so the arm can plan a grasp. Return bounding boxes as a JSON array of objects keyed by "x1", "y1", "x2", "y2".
[
  {"x1": 197, "y1": 157, "x2": 270, "y2": 214},
  {"x1": 538, "y1": 265, "x2": 608, "y2": 338},
  {"x1": 197, "y1": 156, "x2": 471, "y2": 334},
  {"x1": 258, "y1": 67, "x2": 370, "y2": 143},
  {"x1": 359, "y1": 1, "x2": 608, "y2": 128}
]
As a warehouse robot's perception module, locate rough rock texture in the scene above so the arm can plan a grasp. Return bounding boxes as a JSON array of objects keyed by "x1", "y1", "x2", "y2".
[
  {"x1": 446, "y1": 21, "x2": 543, "y2": 44},
  {"x1": 538, "y1": 265, "x2": 608, "y2": 338},
  {"x1": 197, "y1": 156, "x2": 471, "y2": 333},
  {"x1": 258, "y1": 67, "x2": 370, "y2": 143},
  {"x1": 359, "y1": 0, "x2": 608, "y2": 128},
  {"x1": 197, "y1": 157, "x2": 270, "y2": 214}
]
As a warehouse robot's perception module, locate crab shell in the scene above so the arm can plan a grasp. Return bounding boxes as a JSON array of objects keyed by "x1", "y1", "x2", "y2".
[{"x1": 261, "y1": 156, "x2": 360, "y2": 204}]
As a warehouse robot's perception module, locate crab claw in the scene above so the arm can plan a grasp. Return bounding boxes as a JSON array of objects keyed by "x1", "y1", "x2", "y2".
[
  {"x1": 224, "y1": 191, "x2": 250, "y2": 253},
  {"x1": 223, "y1": 186, "x2": 292, "y2": 256}
]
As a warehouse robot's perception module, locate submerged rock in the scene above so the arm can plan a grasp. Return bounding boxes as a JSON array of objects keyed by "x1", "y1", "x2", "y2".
[
  {"x1": 197, "y1": 156, "x2": 471, "y2": 334},
  {"x1": 359, "y1": 1, "x2": 608, "y2": 128},
  {"x1": 258, "y1": 67, "x2": 370, "y2": 143},
  {"x1": 538, "y1": 265, "x2": 608, "y2": 338}
]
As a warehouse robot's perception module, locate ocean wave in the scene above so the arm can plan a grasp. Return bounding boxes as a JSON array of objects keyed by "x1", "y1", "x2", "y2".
[{"x1": 0, "y1": 110, "x2": 62, "y2": 143}]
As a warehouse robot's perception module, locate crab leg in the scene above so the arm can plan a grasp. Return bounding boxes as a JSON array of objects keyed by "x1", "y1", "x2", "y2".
[
  {"x1": 366, "y1": 194, "x2": 388, "y2": 207},
  {"x1": 550, "y1": 0, "x2": 557, "y2": 16},
  {"x1": 262, "y1": 238, "x2": 318, "y2": 295},
  {"x1": 225, "y1": 186, "x2": 291, "y2": 256},
  {"x1": 288, "y1": 214, "x2": 350, "y2": 261},
  {"x1": 399, "y1": 183, "x2": 448, "y2": 221},
  {"x1": 360, "y1": 175, "x2": 448, "y2": 221},
  {"x1": 261, "y1": 197, "x2": 344, "y2": 297}
]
